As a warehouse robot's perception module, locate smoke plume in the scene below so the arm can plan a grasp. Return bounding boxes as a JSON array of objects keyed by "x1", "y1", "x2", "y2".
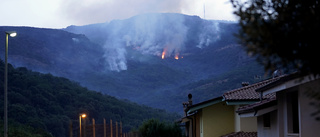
[
  {"x1": 75, "y1": 13, "x2": 222, "y2": 71},
  {"x1": 102, "y1": 13, "x2": 188, "y2": 71},
  {"x1": 197, "y1": 21, "x2": 220, "y2": 48}
]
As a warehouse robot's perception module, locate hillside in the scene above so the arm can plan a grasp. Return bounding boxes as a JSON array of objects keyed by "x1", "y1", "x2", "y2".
[
  {"x1": 64, "y1": 13, "x2": 265, "y2": 110},
  {"x1": 0, "y1": 60, "x2": 179, "y2": 136},
  {"x1": 0, "y1": 13, "x2": 264, "y2": 113}
]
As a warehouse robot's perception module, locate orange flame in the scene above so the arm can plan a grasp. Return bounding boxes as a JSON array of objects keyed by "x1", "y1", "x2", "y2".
[
  {"x1": 175, "y1": 55, "x2": 179, "y2": 60},
  {"x1": 162, "y1": 51, "x2": 166, "y2": 59},
  {"x1": 161, "y1": 48, "x2": 183, "y2": 60}
]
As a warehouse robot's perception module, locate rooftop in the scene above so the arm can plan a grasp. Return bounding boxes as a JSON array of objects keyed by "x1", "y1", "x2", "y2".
[
  {"x1": 223, "y1": 76, "x2": 283, "y2": 101},
  {"x1": 221, "y1": 131, "x2": 257, "y2": 137},
  {"x1": 236, "y1": 95, "x2": 277, "y2": 114},
  {"x1": 185, "y1": 75, "x2": 284, "y2": 114}
]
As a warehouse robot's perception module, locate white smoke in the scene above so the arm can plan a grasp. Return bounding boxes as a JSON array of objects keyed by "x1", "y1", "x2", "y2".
[
  {"x1": 127, "y1": 13, "x2": 188, "y2": 56},
  {"x1": 104, "y1": 45, "x2": 127, "y2": 72},
  {"x1": 197, "y1": 21, "x2": 220, "y2": 48},
  {"x1": 103, "y1": 13, "x2": 188, "y2": 71},
  {"x1": 101, "y1": 13, "x2": 221, "y2": 71}
]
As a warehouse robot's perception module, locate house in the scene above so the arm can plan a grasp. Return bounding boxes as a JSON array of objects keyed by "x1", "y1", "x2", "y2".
[
  {"x1": 180, "y1": 77, "x2": 282, "y2": 137},
  {"x1": 237, "y1": 73, "x2": 320, "y2": 137}
]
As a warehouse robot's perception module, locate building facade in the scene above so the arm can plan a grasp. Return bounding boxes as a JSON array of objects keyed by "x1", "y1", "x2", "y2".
[{"x1": 238, "y1": 73, "x2": 320, "y2": 137}]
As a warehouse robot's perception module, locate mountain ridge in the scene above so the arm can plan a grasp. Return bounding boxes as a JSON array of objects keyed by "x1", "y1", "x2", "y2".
[{"x1": 0, "y1": 13, "x2": 264, "y2": 113}]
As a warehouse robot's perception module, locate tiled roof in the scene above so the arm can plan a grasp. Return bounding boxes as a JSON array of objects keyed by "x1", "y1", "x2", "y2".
[
  {"x1": 186, "y1": 96, "x2": 223, "y2": 114},
  {"x1": 236, "y1": 95, "x2": 276, "y2": 114},
  {"x1": 221, "y1": 131, "x2": 257, "y2": 137},
  {"x1": 223, "y1": 76, "x2": 282, "y2": 101}
]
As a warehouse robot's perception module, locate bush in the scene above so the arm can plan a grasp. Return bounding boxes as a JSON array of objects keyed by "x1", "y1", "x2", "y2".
[{"x1": 138, "y1": 119, "x2": 182, "y2": 137}]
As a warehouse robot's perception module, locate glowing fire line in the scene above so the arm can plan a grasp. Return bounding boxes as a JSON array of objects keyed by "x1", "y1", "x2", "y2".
[
  {"x1": 175, "y1": 55, "x2": 179, "y2": 60},
  {"x1": 162, "y1": 51, "x2": 165, "y2": 59},
  {"x1": 161, "y1": 48, "x2": 183, "y2": 60}
]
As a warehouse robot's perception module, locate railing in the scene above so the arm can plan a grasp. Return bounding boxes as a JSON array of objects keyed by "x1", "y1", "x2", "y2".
[{"x1": 69, "y1": 118, "x2": 140, "y2": 137}]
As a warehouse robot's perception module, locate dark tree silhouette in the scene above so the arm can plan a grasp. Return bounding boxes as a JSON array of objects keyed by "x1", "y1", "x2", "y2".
[{"x1": 231, "y1": 0, "x2": 320, "y2": 75}]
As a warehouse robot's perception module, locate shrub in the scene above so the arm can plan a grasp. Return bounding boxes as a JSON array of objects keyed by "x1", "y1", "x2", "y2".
[{"x1": 138, "y1": 119, "x2": 182, "y2": 137}]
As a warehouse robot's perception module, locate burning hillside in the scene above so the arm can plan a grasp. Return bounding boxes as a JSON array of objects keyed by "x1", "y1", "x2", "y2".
[{"x1": 66, "y1": 13, "x2": 221, "y2": 71}]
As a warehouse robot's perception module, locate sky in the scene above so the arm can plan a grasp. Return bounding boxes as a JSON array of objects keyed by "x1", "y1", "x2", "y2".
[{"x1": 0, "y1": 0, "x2": 237, "y2": 29}]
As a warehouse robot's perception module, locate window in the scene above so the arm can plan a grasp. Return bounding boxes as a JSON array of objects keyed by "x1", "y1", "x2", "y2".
[
  {"x1": 200, "y1": 114, "x2": 203, "y2": 137},
  {"x1": 263, "y1": 113, "x2": 271, "y2": 128},
  {"x1": 287, "y1": 91, "x2": 299, "y2": 134}
]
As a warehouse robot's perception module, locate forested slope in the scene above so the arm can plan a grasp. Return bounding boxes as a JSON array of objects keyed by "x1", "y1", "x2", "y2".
[{"x1": 0, "y1": 60, "x2": 179, "y2": 137}]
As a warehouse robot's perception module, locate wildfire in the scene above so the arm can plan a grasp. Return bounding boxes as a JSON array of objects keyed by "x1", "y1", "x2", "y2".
[
  {"x1": 161, "y1": 48, "x2": 183, "y2": 60},
  {"x1": 162, "y1": 51, "x2": 166, "y2": 59},
  {"x1": 175, "y1": 54, "x2": 179, "y2": 60}
]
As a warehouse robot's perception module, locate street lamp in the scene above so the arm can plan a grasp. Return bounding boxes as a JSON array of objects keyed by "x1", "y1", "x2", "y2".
[
  {"x1": 4, "y1": 31, "x2": 17, "y2": 137},
  {"x1": 79, "y1": 113, "x2": 86, "y2": 137}
]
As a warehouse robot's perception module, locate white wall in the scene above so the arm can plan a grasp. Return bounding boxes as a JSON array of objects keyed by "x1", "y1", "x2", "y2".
[
  {"x1": 257, "y1": 110, "x2": 278, "y2": 137},
  {"x1": 299, "y1": 79, "x2": 320, "y2": 137},
  {"x1": 235, "y1": 105, "x2": 257, "y2": 132},
  {"x1": 275, "y1": 78, "x2": 320, "y2": 137}
]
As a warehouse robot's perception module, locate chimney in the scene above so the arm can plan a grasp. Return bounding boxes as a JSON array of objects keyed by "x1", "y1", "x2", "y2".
[
  {"x1": 241, "y1": 82, "x2": 249, "y2": 87},
  {"x1": 188, "y1": 93, "x2": 193, "y2": 106},
  {"x1": 183, "y1": 94, "x2": 193, "y2": 117},
  {"x1": 272, "y1": 69, "x2": 282, "y2": 78}
]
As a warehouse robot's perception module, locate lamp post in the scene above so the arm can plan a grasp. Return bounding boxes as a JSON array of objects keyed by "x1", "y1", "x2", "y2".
[
  {"x1": 4, "y1": 31, "x2": 17, "y2": 137},
  {"x1": 79, "y1": 114, "x2": 86, "y2": 137}
]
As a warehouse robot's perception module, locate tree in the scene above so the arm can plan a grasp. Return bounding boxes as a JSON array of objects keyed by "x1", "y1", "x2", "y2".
[
  {"x1": 231, "y1": 0, "x2": 320, "y2": 75},
  {"x1": 138, "y1": 119, "x2": 183, "y2": 137}
]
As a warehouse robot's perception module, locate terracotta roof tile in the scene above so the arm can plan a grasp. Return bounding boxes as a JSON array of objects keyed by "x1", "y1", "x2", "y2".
[
  {"x1": 223, "y1": 77, "x2": 282, "y2": 101},
  {"x1": 221, "y1": 131, "x2": 257, "y2": 137},
  {"x1": 237, "y1": 95, "x2": 276, "y2": 114}
]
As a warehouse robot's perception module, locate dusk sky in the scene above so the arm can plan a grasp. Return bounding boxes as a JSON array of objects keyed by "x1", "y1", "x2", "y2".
[{"x1": 0, "y1": 0, "x2": 236, "y2": 29}]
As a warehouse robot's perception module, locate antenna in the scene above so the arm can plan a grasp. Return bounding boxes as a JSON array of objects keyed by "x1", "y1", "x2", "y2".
[{"x1": 203, "y1": 3, "x2": 206, "y2": 19}]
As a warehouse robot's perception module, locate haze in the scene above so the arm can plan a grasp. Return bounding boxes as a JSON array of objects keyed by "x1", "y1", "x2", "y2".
[{"x1": 0, "y1": 0, "x2": 236, "y2": 28}]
